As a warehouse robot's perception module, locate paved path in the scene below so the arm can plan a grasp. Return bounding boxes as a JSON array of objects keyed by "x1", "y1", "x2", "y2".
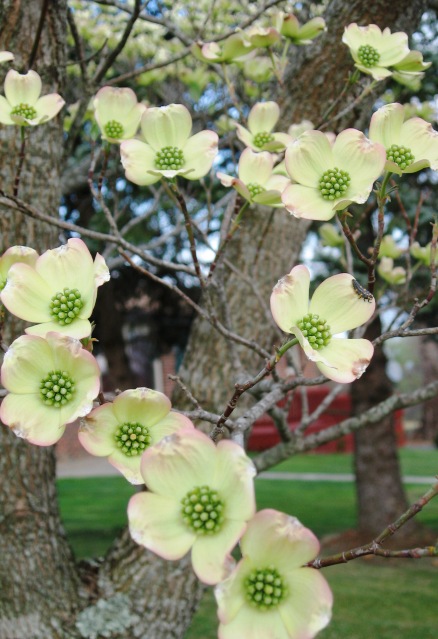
[{"x1": 57, "y1": 457, "x2": 435, "y2": 485}]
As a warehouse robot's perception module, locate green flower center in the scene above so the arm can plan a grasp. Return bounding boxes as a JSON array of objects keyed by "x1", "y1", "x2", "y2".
[
  {"x1": 50, "y1": 288, "x2": 84, "y2": 326},
  {"x1": 181, "y1": 485, "x2": 225, "y2": 534},
  {"x1": 357, "y1": 44, "x2": 380, "y2": 68},
  {"x1": 114, "y1": 421, "x2": 152, "y2": 457},
  {"x1": 244, "y1": 565, "x2": 288, "y2": 611},
  {"x1": 297, "y1": 313, "x2": 331, "y2": 350},
  {"x1": 155, "y1": 146, "x2": 185, "y2": 170},
  {"x1": 386, "y1": 144, "x2": 415, "y2": 170},
  {"x1": 40, "y1": 370, "x2": 75, "y2": 407},
  {"x1": 103, "y1": 120, "x2": 124, "y2": 139},
  {"x1": 11, "y1": 103, "x2": 37, "y2": 120},
  {"x1": 319, "y1": 167, "x2": 351, "y2": 201},
  {"x1": 247, "y1": 182, "x2": 266, "y2": 198},
  {"x1": 253, "y1": 131, "x2": 274, "y2": 148},
  {"x1": 0, "y1": 277, "x2": 6, "y2": 292}
]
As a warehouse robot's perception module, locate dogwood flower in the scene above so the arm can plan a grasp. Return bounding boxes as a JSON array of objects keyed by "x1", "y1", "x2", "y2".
[
  {"x1": 270, "y1": 265, "x2": 375, "y2": 383},
  {"x1": 93, "y1": 86, "x2": 146, "y2": 143},
  {"x1": 191, "y1": 33, "x2": 254, "y2": 64},
  {"x1": 240, "y1": 26, "x2": 280, "y2": 49},
  {"x1": 275, "y1": 12, "x2": 326, "y2": 45},
  {"x1": 79, "y1": 388, "x2": 194, "y2": 484},
  {"x1": 342, "y1": 24, "x2": 410, "y2": 81},
  {"x1": 128, "y1": 428, "x2": 256, "y2": 585},
  {"x1": 1, "y1": 238, "x2": 110, "y2": 339},
  {"x1": 369, "y1": 103, "x2": 438, "y2": 175},
  {"x1": 391, "y1": 51, "x2": 431, "y2": 90},
  {"x1": 0, "y1": 332, "x2": 100, "y2": 446},
  {"x1": 0, "y1": 51, "x2": 14, "y2": 64},
  {"x1": 410, "y1": 241, "x2": 431, "y2": 266},
  {"x1": 120, "y1": 104, "x2": 218, "y2": 186},
  {"x1": 377, "y1": 257, "x2": 406, "y2": 285},
  {"x1": 217, "y1": 148, "x2": 289, "y2": 207},
  {"x1": 0, "y1": 246, "x2": 39, "y2": 292},
  {"x1": 282, "y1": 129, "x2": 386, "y2": 221},
  {"x1": 379, "y1": 235, "x2": 403, "y2": 259},
  {"x1": 215, "y1": 510, "x2": 333, "y2": 639},
  {"x1": 235, "y1": 102, "x2": 291, "y2": 152},
  {"x1": 0, "y1": 69, "x2": 65, "y2": 126}
]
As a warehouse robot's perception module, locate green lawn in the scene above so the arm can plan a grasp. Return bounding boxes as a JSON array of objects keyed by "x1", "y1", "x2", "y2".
[{"x1": 57, "y1": 448, "x2": 438, "y2": 639}]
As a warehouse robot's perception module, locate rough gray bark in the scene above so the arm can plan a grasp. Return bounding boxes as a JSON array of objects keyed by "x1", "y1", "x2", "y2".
[
  {"x1": 0, "y1": 2, "x2": 203, "y2": 638},
  {"x1": 0, "y1": 1, "x2": 431, "y2": 638}
]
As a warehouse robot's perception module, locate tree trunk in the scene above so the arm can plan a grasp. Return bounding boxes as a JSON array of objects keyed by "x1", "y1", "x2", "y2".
[{"x1": 351, "y1": 318, "x2": 420, "y2": 539}]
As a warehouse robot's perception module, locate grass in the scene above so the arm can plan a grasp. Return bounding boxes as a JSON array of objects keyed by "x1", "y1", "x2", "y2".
[{"x1": 56, "y1": 447, "x2": 438, "y2": 638}]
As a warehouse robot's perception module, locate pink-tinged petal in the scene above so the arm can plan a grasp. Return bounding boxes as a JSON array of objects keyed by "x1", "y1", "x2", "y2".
[
  {"x1": 252, "y1": 190, "x2": 284, "y2": 207},
  {"x1": 285, "y1": 131, "x2": 333, "y2": 186},
  {"x1": 36, "y1": 238, "x2": 95, "y2": 296},
  {"x1": 234, "y1": 123, "x2": 256, "y2": 149},
  {"x1": 192, "y1": 519, "x2": 247, "y2": 585},
  {"x1": 219, "y1": 607, "x2": 290, "y2": 639},
  {"x1": 215, "y1": 557, "x2": 250, "y2": 623},
  {"x1": 4, "y1": 70, "x2": 41, "y2": 106},
  {"x1": 0, "y1": 95, "x2": 14, "y2": 124},
  {"x1": 211, "y1": 440, "x2": 256, "y2": 521},
  {"x1": 107, "y1": 450, "x2": 143, "y2": 485},
  {"x1": 1, "y1": 334, "x2": 53, "y2": 392},
  {"x1": 316, "y1": 337, "x2": 374, "y2": 383},
  {"x1": 333, "y1": 129, "x2": 386, "y2": 194},
  {"x1": 120, "y1": 139, "x2": 159, "y2": 186},
  {"x1": 270, "y1": 265, "x2": 310, "y2": 333},
  {"x1": 282, "y1": 183, "x2": 335, "y2": 221},
  {"x1": 279, "y1": 568, "x2": 333, "y2": 638},
  {"x1": 25, "y1": 318, "x2": 92, "y2": 339},
  {"x1": 93, "y1": 252, "x2": 111, "y2": 287},
  {"x1": 182, "y1": 130, "x2": 219, "y2": 179},
  {"x1": 78, "y1": 403, "x2": 119, "y2": 457},
  {"x1": 112, "y1": 387, "x2": 171, "y2": 426},
  {"x1": 0, "y1": 51, "x2": 14, "y2": 63},
  {"x1": 0, "y1": 246, "x2": 39, "y2": 281},
  {"x1": 248, "y1": 102, "x2": 280, "y2": 135},
  {"x1": 241, "y1": 510, "x2": 320, "y2": 569},
  {"x1": 238, "y1": 148, "x2": 273, "y2": 185},
  {"x1": 264, "y1": 174, "x2": 290, "y2": 192},
  {"x1": 141, "y1": 104, "x2": 192, "y2": 150},
  {"x1": 369, "y1": 103, "x2": 404, "y2": 148},
  {"x1": 0, "y1": 393, "x2": 66, "y2": 445},
  {"x1": 128, "y1": 492, "x2": 195, "y2": 559},
  {"x1": 33, "y1": 94, "x2": 65, "y2": 123},
  {"x1": 310, "y1": 273, "x2": 375, "y2": 334},
  {"x1": 1, "y1": 262, "x2": 52, "y2": 322},
  {"x1": 148, "y1": 411, "x2": 194, "y2": 443},
  {"x1": 140, "y1": 429, "x2": 217, "y2": 497},
  {"x1": 400, "y1": 118, "x2": 438, "y2": 170},
  {"x1": 217, "y1": 173, "x2": 252, "y2": 201},
  {"x1": 94, "y1": 86, "x2": 138, "y2": 122}
]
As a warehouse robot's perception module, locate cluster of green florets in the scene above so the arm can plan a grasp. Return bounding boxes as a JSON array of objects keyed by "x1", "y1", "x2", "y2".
[
  {"x1": 319, "y1": 167, "x2": 350, "y2": 201},
  {"x1": 11, "y1": 103, "x2": 37, "y2": 120},
  {"x1": 104, "y1": 120, "x2": 124, "y2": 139},
  {"x1": 181, "y1": 485, "x2": 225, "y2": 534},
  {"x1": 253, "y1": 131, "x2": 275, "y2": 149},
  {"x1": 357, "y1": 44, "x2": 380, "y2": 68},
  {"x1": 155, "y1": 146, "x2": 185, "y2": 170},
  {"x1": 244, "y1": 565, "x2": 288, "y2": 610},
  {"x1": 297, "y1": 313, "x2": 331, "y2": 350},
  {"x1": 386, "y1": 144, "x2": 415, "y2": 170},
  {"x1": 50, "y1": 288, "x2": 83, "y2": 325},
  {"x1": 40, "y1": 370, "x2": 75, "y2": 407},
  {"x1": 247, "y1": 183, "x2": 266, "y2": 198},
  {"x1": 114, "y1": 422, "x2": 152, "y2": 457}
]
